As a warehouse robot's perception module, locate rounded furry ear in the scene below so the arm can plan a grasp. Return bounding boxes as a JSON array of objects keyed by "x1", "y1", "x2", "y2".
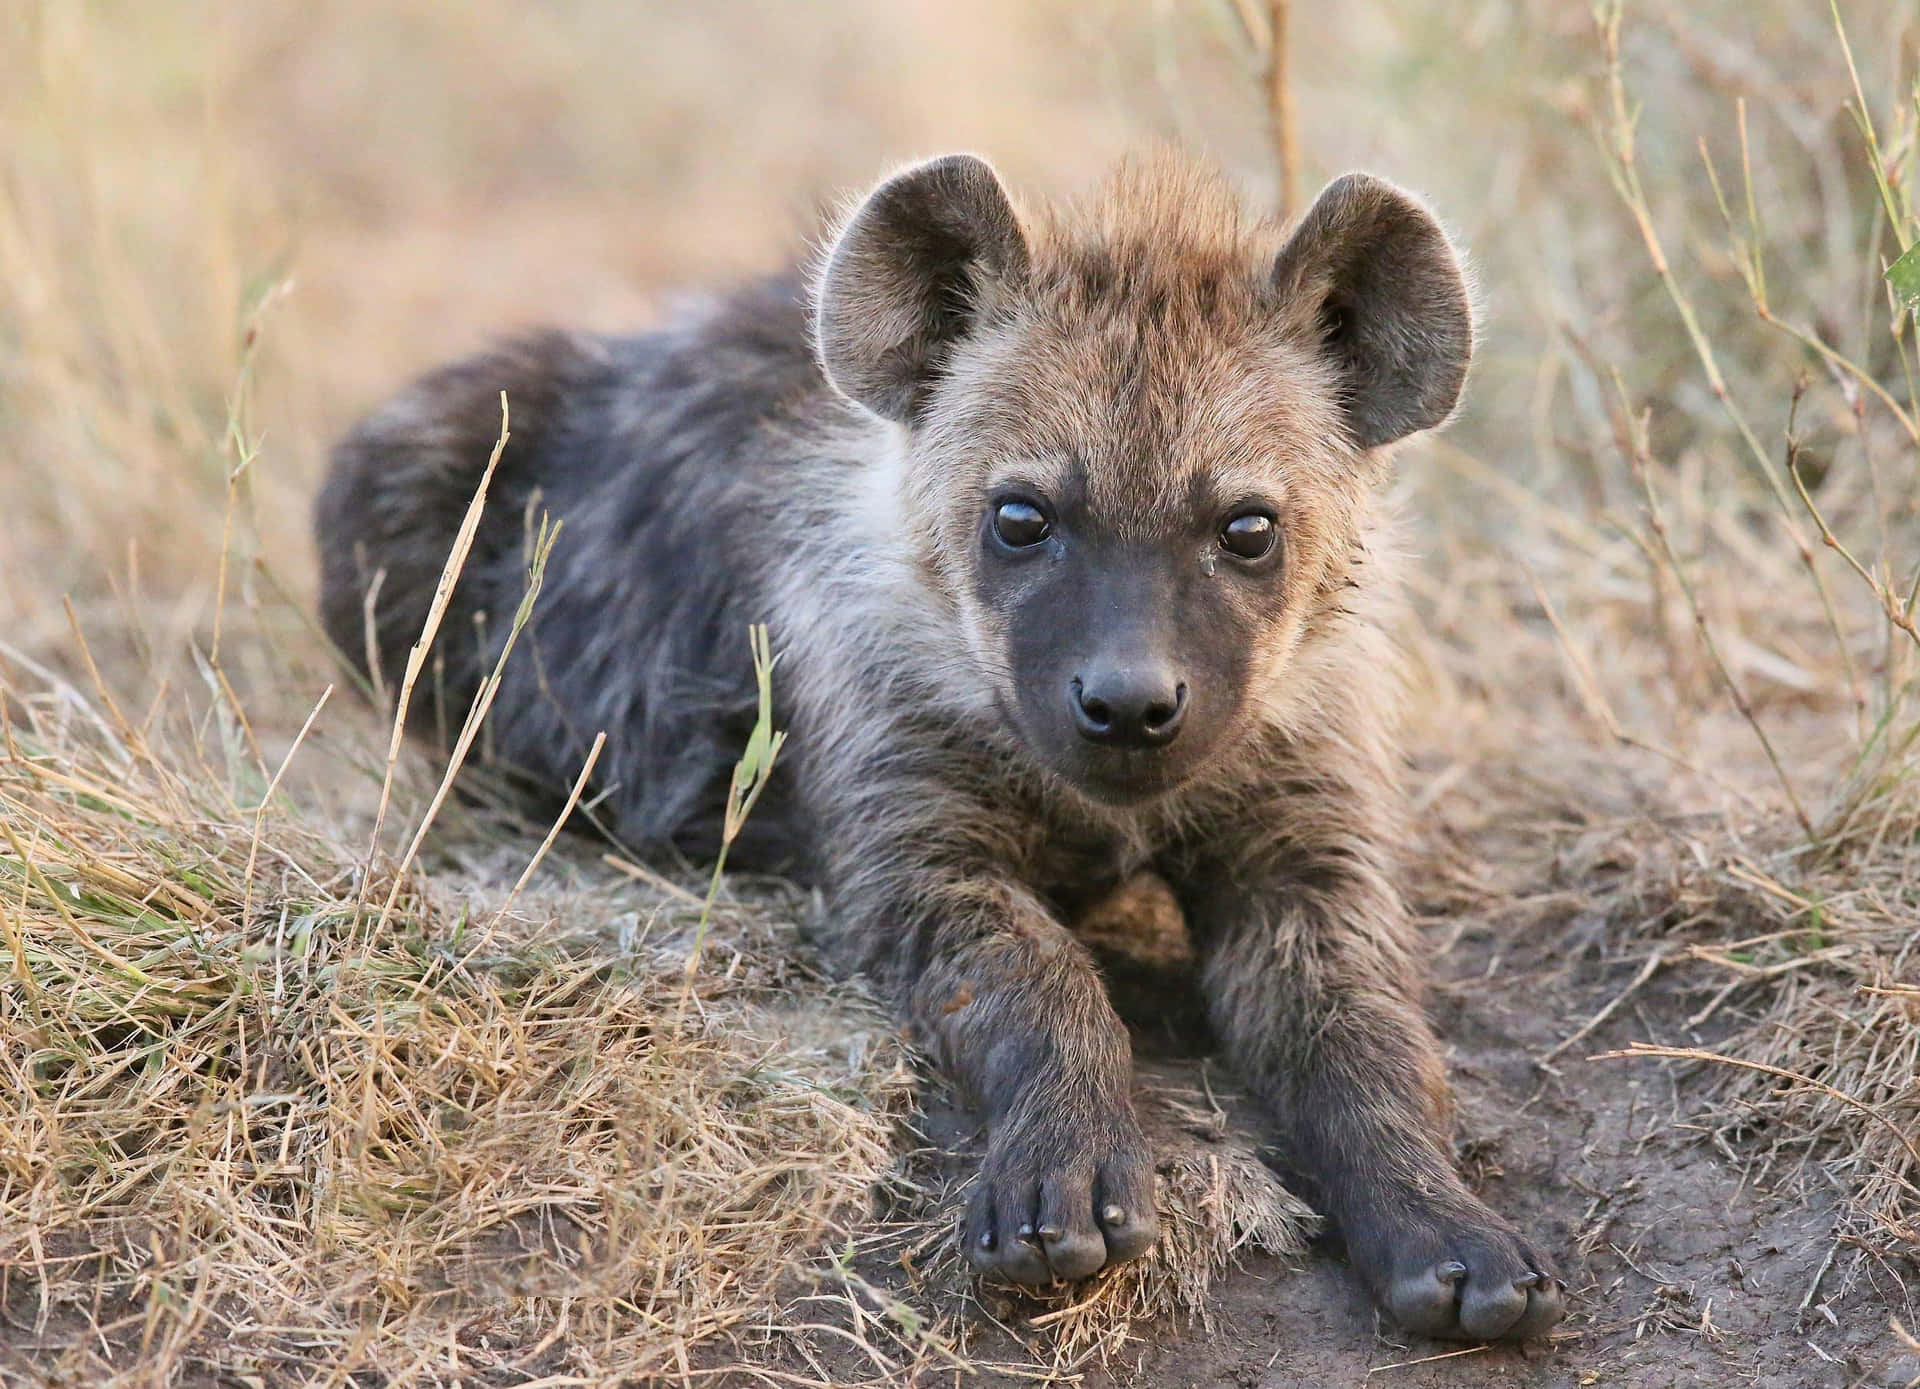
[
  {"x1": 815, "y1": 154, "x2": 1029, "y2": 424},
  {"x1": 1272, "y1": 174, "x2": 1472, "y2": 450}
]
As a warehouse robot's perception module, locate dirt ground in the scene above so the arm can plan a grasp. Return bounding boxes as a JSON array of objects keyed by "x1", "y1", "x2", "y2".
[
  {"x1": 1067, "y1": 931, "x2": 1897, "y2": 1389},
  {"x1": 907, "y1": 976, "x2": 1906, "y2": 1389},
  {"x1": 819, "y1": 766, "x2": 1920, "y2": 1389}
]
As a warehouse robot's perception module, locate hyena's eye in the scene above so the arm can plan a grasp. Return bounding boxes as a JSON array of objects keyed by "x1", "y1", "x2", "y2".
[
  {"x1": 1219, "y1": 509, "x2": 1278, "y2": 561},
  {"x1": 990, "y1": 498, "x2": 1052, "y2": 549}
]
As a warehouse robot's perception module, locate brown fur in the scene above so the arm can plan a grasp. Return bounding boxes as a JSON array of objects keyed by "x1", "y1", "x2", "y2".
[{"x1": 315, "y1": 150, "x2": 1562, "y2": 1341}]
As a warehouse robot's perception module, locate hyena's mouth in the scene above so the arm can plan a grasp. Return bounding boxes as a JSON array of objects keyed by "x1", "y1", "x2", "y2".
[
  {"x1": 1018, "y1": 726, "x2": 1212, "y2": 805},
  {"x1": 1065, "y1": 747, "x2": 1202, "y2": 804}
]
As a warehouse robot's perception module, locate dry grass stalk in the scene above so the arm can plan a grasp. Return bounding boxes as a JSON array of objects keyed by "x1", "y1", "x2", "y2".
[
  {"x1": 1264, "y1": 1, "x2": 1301, "y2": 219},
  {"x1": 359, "y1": 392, "x2": 514, "y2": 918}
]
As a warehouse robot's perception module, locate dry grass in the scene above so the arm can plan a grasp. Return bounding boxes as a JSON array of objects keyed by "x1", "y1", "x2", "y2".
[
  {"x1": 5, "y1": 0, "x2": 1920, "y2": 1383},
  {"x1": 1534, "y1": 0, "x2": 1920, "y2": 1294},
  {"x1": 0, "y1": 653, "x2": 922, "y2": 1384},
  {"x1": 0, "y1": 649, "x2": 1315, "y2": 1383}
]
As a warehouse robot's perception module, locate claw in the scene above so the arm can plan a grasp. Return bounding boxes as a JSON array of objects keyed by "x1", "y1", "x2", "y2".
[
  {"x1": 1515, "y1": 1271, "x2": 1545, "y2": 1291},
  {"x1": 1037, "y1": 1223, "x2": 1063, "y2": 1242},
  {"x1": 978, "y1": 1230, "x2": 996, "y2": 1252},
  {"x1": 1437, "y1": 1260, "x2": 1468, "y2": 1284},
  {"x1": 1016, "y1": 1222, "x2": 1037, "y2": 1242},
  {"x1": 1102, "y1": 1204, "x2": 1127, "y2": 1226}
]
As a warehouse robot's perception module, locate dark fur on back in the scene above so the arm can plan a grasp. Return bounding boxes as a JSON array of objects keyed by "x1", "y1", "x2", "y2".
[
  {"x1": 316, "y1": 151, "x2": 1564, "y2": 1342},
  {"x1": 318, "y1": 279, "x2": 821, "y2": 859}
]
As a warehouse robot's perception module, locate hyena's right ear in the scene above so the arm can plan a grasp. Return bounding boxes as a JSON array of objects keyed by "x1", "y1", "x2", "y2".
[
  {"x1": 1272, "y1": 173, "x2": 1473, "y2": 451},
  {"x1": 815, "y1": 154, "x2": 1029, "y2": 424}
]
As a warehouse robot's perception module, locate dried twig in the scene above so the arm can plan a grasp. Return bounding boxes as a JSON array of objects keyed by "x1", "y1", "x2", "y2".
[
  {"x1": 1266, "y1": 1, "x2": 1301, "y2": 218},
  {"x1": 1539, "y1": 947, "x2": 1669, "y2": 1066},
  {"x1": 1592, "y1": 1043, "x2": 1920, "y2": 1170},
  {"x1": 359, "y1": 391, "x2": 513, "y2": 914},
  {"x1": 1226, "y1": 0, "x2": 1303, "y2": 217}
]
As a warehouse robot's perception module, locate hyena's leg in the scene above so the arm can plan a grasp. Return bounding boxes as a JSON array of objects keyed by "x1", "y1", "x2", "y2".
[
  {"x1": 845, "y1": 869, "x2": 1158, "y2": 1283},
  {"x1": 1173, "y1": 838, "x2": 1565, "y2": 1341}
]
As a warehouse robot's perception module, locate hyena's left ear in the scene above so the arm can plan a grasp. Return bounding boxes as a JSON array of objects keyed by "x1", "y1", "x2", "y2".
[
  {"x1": 815, "y1": 154, "x2": 1029, "y2": 424},
  {"x1": 1272, "y1": 174, "x2": 1472, "y2": 450}
]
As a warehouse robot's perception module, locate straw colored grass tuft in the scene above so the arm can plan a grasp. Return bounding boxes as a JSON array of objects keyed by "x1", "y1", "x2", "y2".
[
  {"x1": 1588, "y1": 827, "x2": 1920, "y2": 1288},
  {"x1": 0, "y1": 666, "x2": 924, "y2": 1385}
]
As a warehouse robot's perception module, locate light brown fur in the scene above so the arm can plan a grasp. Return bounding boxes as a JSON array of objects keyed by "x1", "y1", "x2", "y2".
[{"x1": 317, "y1": 149, "x2": 1562, "y2": 1340}]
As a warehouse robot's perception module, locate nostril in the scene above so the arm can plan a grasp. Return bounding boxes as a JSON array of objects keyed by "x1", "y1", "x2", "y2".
[
  {"x1": 1142, "y1": 683, "x2": 1188, "y2": 733},
  {"x1": 1072, "y1": 678, "x2": 1113, "y2": 731}
]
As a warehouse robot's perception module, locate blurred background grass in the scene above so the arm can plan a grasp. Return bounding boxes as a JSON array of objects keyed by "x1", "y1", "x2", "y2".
[
  {"x1": 0, "y1": 3, "x2": 1855, "y2": 588},
  {"x1": 2, "y1": 0, "x2": 1908, "y2": 773}
]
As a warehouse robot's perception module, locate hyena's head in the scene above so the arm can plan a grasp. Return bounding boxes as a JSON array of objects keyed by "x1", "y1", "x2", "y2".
[{"x1": 813, "y1": 151, "x2": 1470, "y2": 805}]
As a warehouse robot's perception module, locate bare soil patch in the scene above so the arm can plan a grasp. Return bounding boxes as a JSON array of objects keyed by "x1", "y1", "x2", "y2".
[{"x1": 777, "y1": 756, "x2": 1919, "y2": 1388}]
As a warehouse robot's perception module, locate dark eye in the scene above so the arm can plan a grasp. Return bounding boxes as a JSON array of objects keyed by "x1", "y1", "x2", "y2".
[
  {"x1": 991, "y1": 498, "x2": 1051, "y2": 549},
  {"x1": 1219, "y1": 509, "x2": 1278, "y2": 561}
]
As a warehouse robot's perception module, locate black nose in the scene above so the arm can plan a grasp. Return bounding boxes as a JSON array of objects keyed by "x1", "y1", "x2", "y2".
[{"x1": 1070, "y1": 671, "x2": 1189, "y2": 748}]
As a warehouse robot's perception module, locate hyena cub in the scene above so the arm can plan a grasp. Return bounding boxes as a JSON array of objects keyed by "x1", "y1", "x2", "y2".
[{"x1": 316, "y1": 152, "x2": 1564, "y2": 1341}]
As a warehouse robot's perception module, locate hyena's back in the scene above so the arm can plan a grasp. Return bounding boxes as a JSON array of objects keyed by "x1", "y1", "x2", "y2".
[{"x1": 315, "y1": 277, "x2": 819, "y2": 858}]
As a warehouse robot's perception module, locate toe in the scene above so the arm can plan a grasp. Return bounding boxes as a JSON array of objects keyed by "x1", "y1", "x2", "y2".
[
  {"x1": 1451, "y1": 1275, "x2": 1528, "y2": 1344},
  {"x1": 963, "y1": 1178, "x2": 1052, "y2": 1284},
  {"x1": 962, "y1": 1183, "x2": 999, "y2": 1273},
  {"x1": 1035, "y1": 1175, "x2": 1105, "y2": 1281},
  {"x1": 1093, "y1": 1156, "x2": 1158, "y2": 1265},
  {"x1": 1506, "y1": 1272, "x2": 1566, "y2": 1340},
  {"x1": 1097, "y1": 1200, "x2": 1156, "y2": 1265},
  {"x1": 1386, "y1": 1260, "x2": 1465, "y2": 1338},
  {"x1": 1459, "y1": 1260, "x2": 1536, "y2": 1337},
  {"x1": 1039, "y1": 1225, "x2": 1106, "y2": 1281},
  {"x1": 994, "y1": 1216, "x2": 1054, "y2": 1285}
]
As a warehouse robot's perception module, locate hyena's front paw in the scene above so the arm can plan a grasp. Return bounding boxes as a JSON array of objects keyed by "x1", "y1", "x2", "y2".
[
  {"x1": 1354, "y1": 1194, "x2": 1565, "y2": 1342},
  {"x1": 962, "y1": 1103, "x2": 1157, "y2": 1284}
]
